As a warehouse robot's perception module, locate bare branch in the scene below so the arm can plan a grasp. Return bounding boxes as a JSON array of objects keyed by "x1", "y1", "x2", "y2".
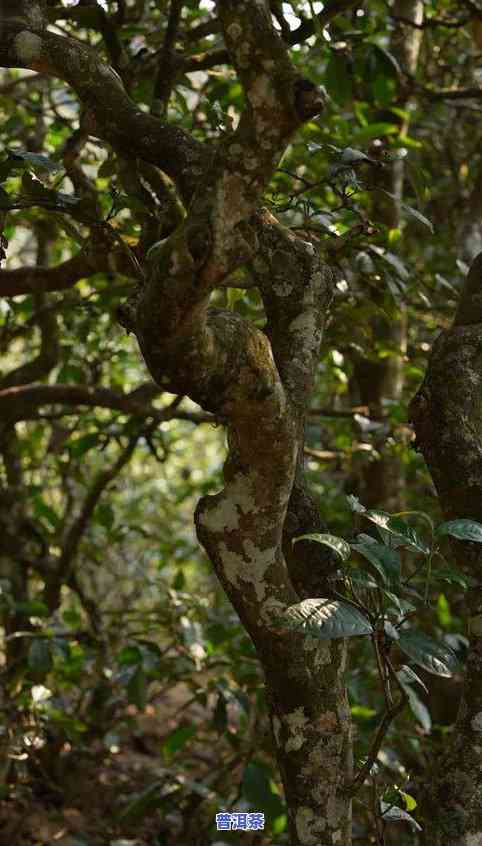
[
  {"x1": 0, "y1": 382, "x2": 214, "y2": 425},
  {"x1": 152, "y1": 0, "x2": 183, "y2": 117},
  {"x1": 44, "y1": 431, "x2": 141, "y2": 610}
]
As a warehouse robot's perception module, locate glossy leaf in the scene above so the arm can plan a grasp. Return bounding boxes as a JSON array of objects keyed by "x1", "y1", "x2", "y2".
[
  {"x1": 396, "y1": 665, "x2": 428, "y2": 693},
  {"x1": 363, "y1": 510, "x2": 430, "y2": 554},
  {"x1": 398, "y1": 630, "x2": 460, "y2": 678},
  {"x1": 380, "y1": 802, "x2": 422, "y2": 831},
  {"x1": 7, "y1": 149, "x2": 61, "y2": 173},
  {"x1": 293, "y1": 533, "x2": 351, "y2": 561},
  {"x1": 436, "y1": 519, "x2": 482, "y2": 543},
  {"x1": 352, "y1": 537, "x2": 401, "y2": 584},
  {"x1": 280, "y1": 599, "x2": 373, "y2": 639}
]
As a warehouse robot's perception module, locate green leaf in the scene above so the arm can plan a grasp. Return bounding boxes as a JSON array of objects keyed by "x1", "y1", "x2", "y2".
[
  {"x1": 363, "y1": 511, "x2": 430, "y2": 554},
  {"x1": 436, "y1": 518, "x2": 482, "y2": 543},
  {"x1": 162, "y1": 725, "x2": 196, "y2": 759},
  {"x1": 347, "y1": 494, "x2": 366, "y2": 514},
  {"x1": 293, "y1": 533, "x2": 351, "y2": 561},
  {"x1": 437, "y1": 593, "x2": 451, "y2": 628},
  {"x1": 127, "y1": 666, "x2": 148, "y2": 709},
  {"x1": 405, "y1": 686, "x2": 431, "y2": 733},
  {"x1": 28, "y1": 639, "x2": 53, "y2": 674},
  {"x1": 399, "y1": 790, "x2": 417, "y2": 812},
  {"x1": 7, "y1": 149, "x2": 61, "y2": 173},
  {"x1": 372, "y1": 45, "x2": 402, "y2": 77},
  {"x1": 369, "y1": 247, "x2": 409, "y2": 280},
  {"x1": 96, "y1": 503, "x2": 115, "y2": 531},
  {"x1": 117, "y1": 645, "x2": 143, "y2": 666},
  {"x1": 69, "y1": 433, "x2": 99, "y2": 458},
  {"x1": 33, "y1": 496, "x2": 60, "y2": 530},
  {"x1": 279, "y1": 598, "x2": 373, "y2": 639},
  {"x1": 242, "y1": 761, "x2": 285, "y2": 820},
  {"x1": 98, "y1": 156, "x2": 117, "y2": 178},
  {"x1": 398, "y1": 630, "x2": 460, "y2": 678},
  {"x1": 118, "y1": 781, "x2": 163, "y2": 822},
  {"x1": 15, "y1": 600, "x2": 49, "y2": 618},
  {"x1": 432, "y1": 567, "x2": 471, "y2": 588},
  {"x1": 350, "y1": 123, "x2": 399, "y2": 144},
  {"x1": 384, "y1": 620, "x2": 399, "y2": 640},
  {"x1": 325, "y1": 53, "x2": 353, "y2": 106},
  {"x1": 352, "y1": 537, "x2": 401, "y2": 584},
  {"x1": 400, "y1": 201, "x2": 433, "y2": 233},
  {"x1": 378, "y1": 189, "x2": 434, "y2": 233},
  {"x1": 396, "y1": 664, "x2": 428, "y2": 693},
  {"x1": 380, "y1": 802, "x2": 422, "y2": 831}
]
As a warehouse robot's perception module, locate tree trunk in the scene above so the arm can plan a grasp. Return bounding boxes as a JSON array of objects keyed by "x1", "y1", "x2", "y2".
[{"x1": 410, "y1": 252, "x2": 482, "y2": 845}]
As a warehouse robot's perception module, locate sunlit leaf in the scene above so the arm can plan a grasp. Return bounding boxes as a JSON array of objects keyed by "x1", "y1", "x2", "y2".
[
  {"x1": 436, "y1": 518, "x2": 482, "y2": 543},
  {"x1": 398, "y1": 630, "x2": 460, "y2": 677},
  {"x1": 380, "y1": 802, "x2": 422, "y2": 831},
  {"x1": 293, "y1": 532, "x2": 351, "y2": 561},
  {"x1": 279, "y1": 599, "x2": 373, "y2": 639}
]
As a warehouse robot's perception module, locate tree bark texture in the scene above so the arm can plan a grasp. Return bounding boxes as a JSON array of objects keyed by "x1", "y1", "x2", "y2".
[{"x1": 410, "y1": 252, "x2": 482, "y2": 845}]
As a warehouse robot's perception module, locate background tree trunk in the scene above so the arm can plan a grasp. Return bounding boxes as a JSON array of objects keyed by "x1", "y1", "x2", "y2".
[{"x1": 410, "y1": 253, "x2": 482, "y2": 845}]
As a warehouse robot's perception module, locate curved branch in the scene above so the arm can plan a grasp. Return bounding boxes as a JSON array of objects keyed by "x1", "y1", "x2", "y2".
[
  {"x1": 423, "y1": 85, "x2": 482, "y2": 100},
  {"x1": 0, "y1": 382, "x2": 214, "y2": 425},
  {"x1": 0, "y1": 22, "x2": 208, "y2": 202},
  {"x1": 0, "y1": 252, "x2": 95, "y2": 297}
]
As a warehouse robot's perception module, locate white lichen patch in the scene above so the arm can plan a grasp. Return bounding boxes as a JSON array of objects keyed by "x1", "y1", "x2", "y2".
[
  {"x1": 244, "y1": 156, "x2": 259, "y2": 171},
  {"x1": 303, "y1": 637, "x2": 331, "y2": 669},
  {"x1": 470, "y1": 614, "x2": 482, "y2": 636},
  {"x1": 236, "y1": 41, "x2": 252, "y2": 69},
  {"x1": 243, "y1": 539, "x2": 275, "y2": 599},
  {"x1": 218, "y1": 539, "x2": 275, "y2": 601},
  {"x1": 471, "y1": 712, "x2": 482, "y2": 732},
  {"x1": 465, "y1": 834, "x2": 482, "y2": 846},
  {"x1": 306, "y1": 735, "x2": 342, "y2": 783},
  {"x1": 199, "y1": 474, "x2": 255, "y2": 533},
  {"x1": 14, "y1": 31, "x2": 43, "y2": 63},
  {"x1": 326, "y1": 794, "x2": 344, "y2": 828},
  {"x1": 229, "y1": 143, "x2": 244, "y2": 158},
  {"x1": 250, "y1": 74, "x2": 276, "y2": 109},
  {"x1": 27, "y1": 5, "x2": 44, "y2": 29},
  {"x1": 273, "y1": 278, "x2": 294, "y2": 297},
  {"x1": 272, "y1": 715, "x2": 282, "y2": 747},
  {"x1": 289, "y1": 311, "x2": 318, "y2": 344},
  {"x1": 285, "y1": 707, "x2": 309, "y2": 752},
  {"x1": 227, "y1": 22, "x2": 243, "y2": 41},
  {"x1": 295, "y1": 807, "x2": 325, "y2": 845}
]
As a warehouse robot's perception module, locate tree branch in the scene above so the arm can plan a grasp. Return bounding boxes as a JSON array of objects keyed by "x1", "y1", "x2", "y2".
[
  {"x1": 0, "y1": 382, "x2": 213, "y2": 425},
  {"x1": 0, "y1": 21, "x2": 208, "y2": 203},
  {"x1": 44, "y1": 430, "x2": 141, "y2": 611}
]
